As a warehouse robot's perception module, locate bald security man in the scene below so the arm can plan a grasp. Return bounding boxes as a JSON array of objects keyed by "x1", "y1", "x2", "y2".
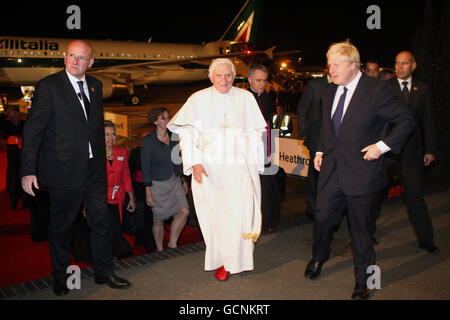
[{"x1": 21, "y1": 40, "x2": 131, "y2": 296}]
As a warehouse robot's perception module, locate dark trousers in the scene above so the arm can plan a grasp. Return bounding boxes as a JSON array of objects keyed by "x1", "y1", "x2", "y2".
[
  {"x1": 108, "y1": 203, "x2": 132, "y2": 257},
  {"x1": 376, "y1": 157, "x2": 434, "y2": 247},
  {"x1": 260, "y1": 173, "x2": 282, "y2": 230},
  {"x1": 6, "y1": 146, "x2": 23, "y2": 206},
  {"x1": 314, "y1": 168, "x2": 377, "y2": 285},
  {"x1": 305, "y1": 152, "x2": 319, "y2": 216},
  {"x1": 47, "y1": 160, "x2": 114, "y2": 281}
]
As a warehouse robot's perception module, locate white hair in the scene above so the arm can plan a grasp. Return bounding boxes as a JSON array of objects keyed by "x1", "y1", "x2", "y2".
[{"x1": 208, "y1": 58, "x2": 236, "y2": 77}]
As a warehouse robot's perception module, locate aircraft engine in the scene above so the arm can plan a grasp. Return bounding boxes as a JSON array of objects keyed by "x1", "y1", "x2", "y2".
[{"x1": 92, "y1": 75, "x2": 128, "y2": 99}]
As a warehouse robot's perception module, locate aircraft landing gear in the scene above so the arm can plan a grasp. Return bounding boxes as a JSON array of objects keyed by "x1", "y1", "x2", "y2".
[
  {"x1": 124, "y1": 82, "x2": 141, "y2": 105},
  {"x1": 125, "y1": 95, "x2": 141, "y2": 106}
]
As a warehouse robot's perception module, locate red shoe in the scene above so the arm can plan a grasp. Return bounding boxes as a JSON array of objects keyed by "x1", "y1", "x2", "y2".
[{"x1": 215, "y1": 266, "x2": 230, "y2": 281}]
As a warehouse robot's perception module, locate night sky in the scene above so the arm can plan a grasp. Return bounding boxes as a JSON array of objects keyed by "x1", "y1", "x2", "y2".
[{"x1": 1, "y1": 0, "x2": 430, "y2": 67}]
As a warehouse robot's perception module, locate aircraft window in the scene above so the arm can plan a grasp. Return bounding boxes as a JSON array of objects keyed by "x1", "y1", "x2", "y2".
[
  {"x1": 111, "y1": 53, "x2": 115, "y2": 57},
  {"x1": 44, "y1": 52, "x2": 47, "y2": 56},
  {"x1": 24, "y1": 51, "x2": 28, "y2": 56},
  {"x1": 17, "y1": 50, "x2": 21, "y2": 55},
  {"x1": 10, "y1": 51, "x2": 14, "y2": 55},
  {"x1": 57, "y1": 52, "x2": 61, "y2": 56},
  {"x1": 121, "y1": 53, "x2": 125, "y2": 57},
  {"x1": 127, "y1": 54, "x2": 131, "y2": 58},
  {"x1": 30, "y1": 51, "x2": 34, "y2": 56},
  {"x1": 37, "y1": 51, "x2": 41, "y2": 56},
  {"x1": 157, "y1": 54, "x2": 160, "y2": 58}
]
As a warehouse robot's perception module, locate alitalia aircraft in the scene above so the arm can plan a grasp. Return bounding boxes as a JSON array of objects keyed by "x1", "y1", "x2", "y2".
[{"x1": 0, "y1": 0, "x2": 272, "y2": 105}]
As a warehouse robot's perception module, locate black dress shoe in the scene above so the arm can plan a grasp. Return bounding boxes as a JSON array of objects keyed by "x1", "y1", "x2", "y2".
[
  {"x1": 95, "y1": 273, "x2": 131, "y2": 289},
  {"x1": 52, "y1": 279, "x2": 70, "y2": 296},
  {"x1": 304, "y1": 260, "x2": 323, "y2": 279},
  {"x1": 420, "y1": 245, "x2": 441, "y2": 254},
  {"x1": 351, "y1": 283, "x2": 370, "y2": 300}
]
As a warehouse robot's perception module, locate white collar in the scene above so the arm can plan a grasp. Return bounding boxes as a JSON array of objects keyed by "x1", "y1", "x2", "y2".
[
  {"x1": 340, "y1": 70, "x2": 362, "y2": 92},
  {"x1": 212, "y1": 86, "x2": 232, "y2": 98},
  {"x1": 250, "y1": 87, "x2": 262, "y2": 96},
  {"x1": 65, "y1": 69, "x2": 86, "y2": 85},
  {"x1": 397, "y1": 76, "x2": 412, "y2": 87}
]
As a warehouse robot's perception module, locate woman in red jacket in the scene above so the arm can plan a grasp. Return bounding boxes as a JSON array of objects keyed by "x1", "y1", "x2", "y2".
[{"x1": 105, "y1": 120, "x2": 135, "y2": 257}]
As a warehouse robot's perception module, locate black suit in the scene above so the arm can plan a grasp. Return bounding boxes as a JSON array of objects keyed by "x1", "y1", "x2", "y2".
[
  {"x1": 314, "y1": 74, "x2": 414, "y2": 285},
  {"x1": 377, "y1": 78, "x2": 437, "y2": 247},
  {"x1": 296, "y1": 77, "x2": 329, "y2": 216},
  {"x1": 248, "y1": 88, "x2": 282, "y2": 230},
  {"x1": 248, "y1": 88, "x2": 273, "y2": 123},
  {"x1": 20, "y1": 70, "x2": 114, "y2": 281}
]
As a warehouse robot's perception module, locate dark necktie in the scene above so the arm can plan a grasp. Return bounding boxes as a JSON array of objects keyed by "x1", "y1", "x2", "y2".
[
  {"x1": 77, "y1": 80, "x2": 91, "y2": 119},
  {"x1": 332, "y1": 87, "x2": 348, "y2": 136},
  {"x1": 257, "y1": 94, "x2": 262, "y2": 106},
  {"x1": 401, "y1": 81, "x2": 410, "y2": 105}
]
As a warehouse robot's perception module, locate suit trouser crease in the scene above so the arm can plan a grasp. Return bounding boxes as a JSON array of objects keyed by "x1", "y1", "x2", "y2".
[
  {"x1": 48, "y1": 160, "x2": 114, "y2": 281},
  {"x1": 377, "y1": 157, "x2": 434, "y2": 246},
  {"x1": 314, "y1": 168, "x2": 377, "y2": 285}
]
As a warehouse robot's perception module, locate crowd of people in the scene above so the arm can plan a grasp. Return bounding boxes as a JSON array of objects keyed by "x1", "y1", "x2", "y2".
[{"x1": 0, "y1": 38, "x2": 441, "y2": 300}]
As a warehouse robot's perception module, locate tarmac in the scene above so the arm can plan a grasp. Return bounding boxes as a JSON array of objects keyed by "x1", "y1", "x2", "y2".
[{"x1": 4, "y1": 176, "x2": 449, "y2": 302}]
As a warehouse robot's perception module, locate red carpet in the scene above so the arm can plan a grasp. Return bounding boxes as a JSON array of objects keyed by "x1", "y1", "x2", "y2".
[{"x1": 0, "y1": 147, "x2": 203, "y2": 288}]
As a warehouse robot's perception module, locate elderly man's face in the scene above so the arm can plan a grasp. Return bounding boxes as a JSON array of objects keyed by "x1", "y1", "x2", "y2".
[
  {"x1": 365, "y1": 62, "x2": 380, "y2": 78},
  {"x1": 328, "y1": 55, "x2": 358, "y2": 86},
  {"x1": 248, "y1": 69, "x2": 268, "y2": 94},
  {"x1": 395, "y1": 52, "x2": 416, "y2": 80},
  {"x1": 209, "y1": 63, "x2": 234, "y2": 94}
]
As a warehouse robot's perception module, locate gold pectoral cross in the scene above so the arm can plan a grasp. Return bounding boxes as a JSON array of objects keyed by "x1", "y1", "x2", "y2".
[{"x1": 220, "y1": 114, "x2": 230, "y2": 135}]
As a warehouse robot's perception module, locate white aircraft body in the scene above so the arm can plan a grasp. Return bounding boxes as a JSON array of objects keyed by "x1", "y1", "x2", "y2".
[{"x1": 0, "y1": 0, "x2": 269, "y2": 105}]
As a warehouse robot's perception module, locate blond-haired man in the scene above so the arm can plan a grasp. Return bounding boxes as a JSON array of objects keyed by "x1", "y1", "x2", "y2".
[{"x1": 305, "y1": 41, "x2": 415, "y2": 299}]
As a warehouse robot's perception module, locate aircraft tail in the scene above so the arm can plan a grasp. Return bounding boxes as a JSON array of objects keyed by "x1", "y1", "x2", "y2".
[{"x1": 220, "y1": 0, "x2": 263, "y2": 43}]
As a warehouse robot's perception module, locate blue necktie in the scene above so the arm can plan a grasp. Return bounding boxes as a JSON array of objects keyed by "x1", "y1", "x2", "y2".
[
  {"x1": 332, "y1": 87, "x2": 348, "y2": 136},
  {"x1": 77, "y1": 80, "x2": 91, "y2": 119}
]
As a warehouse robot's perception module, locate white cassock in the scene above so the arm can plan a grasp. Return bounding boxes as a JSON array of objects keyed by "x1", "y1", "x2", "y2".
[{"x1": 168, "y1": 86, "x2": 266, "y2": 274}]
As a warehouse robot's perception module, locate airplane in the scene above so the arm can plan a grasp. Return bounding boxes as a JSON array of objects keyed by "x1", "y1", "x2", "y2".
[{"x1": 0, "y1": 0, "x2": 271, "y2": 105}]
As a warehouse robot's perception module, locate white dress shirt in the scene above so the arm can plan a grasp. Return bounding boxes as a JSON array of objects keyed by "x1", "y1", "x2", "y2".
[
  {"x1": 397, "y1": 76, "x2": 412, "y2": 92},
  {"x1": 65, "y1": 69, "x2": 93, "y2": 158}
]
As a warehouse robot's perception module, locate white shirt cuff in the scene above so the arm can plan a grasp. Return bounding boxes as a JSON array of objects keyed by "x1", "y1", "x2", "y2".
[{"x1": 376, "y1": 141, "x2": 391, "y2": 154}]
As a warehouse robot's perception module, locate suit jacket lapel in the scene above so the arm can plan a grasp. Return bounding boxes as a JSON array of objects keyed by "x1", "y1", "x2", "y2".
[
  {"x1": 323, "y1": 84, "x2": 337, "y2": 139},
  {"x1": 59, "y1": 71, "x2": 90, "y2": 123},
  {"x1": 337, "y1": 75, "x2": 369, "y2": 137},
  {"x1": 85, "y1": 75, "x2": 98, "y2": 121},
  {"x1": 391, "y1": 78, "x2": 402, "y2": 98}
]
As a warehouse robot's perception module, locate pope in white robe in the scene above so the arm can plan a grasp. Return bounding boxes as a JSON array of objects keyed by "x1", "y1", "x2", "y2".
[{"x1": 168, "y1": 58, "x2": 266, "y2": 278}]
